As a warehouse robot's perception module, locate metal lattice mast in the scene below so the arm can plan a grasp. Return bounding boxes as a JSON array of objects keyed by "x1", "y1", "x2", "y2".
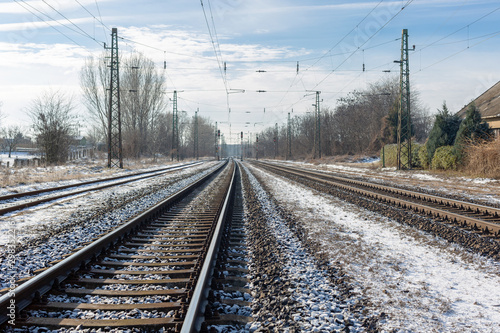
[
  {"x1": 287, "y1": 111, "x2": 292, "y2": 160},
  {"x1": 274, "y1": 123, "x2": 278, "y2": 159},
  {"x1": 194, "y1": 109, "x2": 199, "y2": 160},
  {"x1": 107, "y1": 28, "x2": 122, "y2": 168},
  {"x1": 240, "y1": 131, "x2": 243, "y2": 161},
  {"x1": 314, "y1": 91, "x2": 321, "y2": 159},
  {"x1": 397, "y1": 29, "x2": 412, "y2": 170},
  {"x1": 256, "y1": 134, "x2": 259, "y2": 160},
  {"x1": 172, "y1": 90, "x2": 179, "y2": 161},
  {"x1": 214, "y1": 122, "x2": 218, "y2": 160}
]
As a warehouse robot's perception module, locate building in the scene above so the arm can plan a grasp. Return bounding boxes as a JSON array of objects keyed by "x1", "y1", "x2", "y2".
[{"x1": 456, "y1": 81, "x2": 500, "y2": 137}]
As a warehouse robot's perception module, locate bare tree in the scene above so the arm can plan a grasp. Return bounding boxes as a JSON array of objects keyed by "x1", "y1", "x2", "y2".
[
  {"x1": 1, "y1": 126, "x2": 24, "y2": 158},
  {"x1": 81, "y1": 52, "x2": 168, "y2": 159},
  {"x1": 27, "y1": 91, "x2": 75, "y2": 164},
  {"x1": 256, "y1": 76, "x2": 430, "y2": 158},
  {"x1": 80, "y1": 53, "x2": 109, "y2": 140}
]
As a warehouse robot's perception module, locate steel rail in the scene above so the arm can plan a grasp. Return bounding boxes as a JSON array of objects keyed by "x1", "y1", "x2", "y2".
[
  {"x1": 0, "y1": 161, "x2": 226, "y2": 326},
  {"x1": 257, "y1": 161, "x2": 500, "y2": 236},
  {"x1": 181, "y1": 162, "x2": 236, "y2": 332},
  {"x1": 0, "y1": 161, "x2": 202, "y2": 202},
  {"x1": 0, "y1": 161, "x2": 203, "y2": 216}
]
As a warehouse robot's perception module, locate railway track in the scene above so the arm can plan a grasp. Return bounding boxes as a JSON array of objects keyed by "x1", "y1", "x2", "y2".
[
  {"x1": 0, "y1": 161, "x2": 202, "y2": 216},
  {"x1": 0, "y1": 160, "x2": 239, "y2": 332},
  {"x1": 254, "y1": 161, "x2": 500, "y2": 238}
]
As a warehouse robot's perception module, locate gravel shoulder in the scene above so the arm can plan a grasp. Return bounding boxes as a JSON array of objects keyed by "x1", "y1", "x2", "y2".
[
  {"x1": 277, "y1": 160, "x2": 500, "y2": 207},
  {"x1": 246, "y1": 162, "x2": 500, "y2": 333},
  {"x1": 0, "y1": 162, "x2": 220, "y2": 290}
]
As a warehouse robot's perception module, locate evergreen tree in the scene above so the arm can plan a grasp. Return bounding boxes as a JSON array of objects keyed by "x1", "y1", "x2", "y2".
[
  {"x1": 454, "y1": 102, "x2": 492, "y2": 158},
  {"x1": 426, "y1": 101, "x2": 461, "y2": 162}
]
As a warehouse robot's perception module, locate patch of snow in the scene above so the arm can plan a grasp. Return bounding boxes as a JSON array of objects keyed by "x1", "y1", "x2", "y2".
[{"x1": 249, "y1": 163, "x2": 500, "y2": 332}]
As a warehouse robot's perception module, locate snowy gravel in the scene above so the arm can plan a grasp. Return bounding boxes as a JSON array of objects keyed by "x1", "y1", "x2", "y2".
[
  {"x1": 242, "y1": 164, "x2": 364, "y2": 332},
  {"x1": 248, "y1": 163, "x2": 500, "y2": 332},
  {"x1": 0, "y1": 161, "x2": 221, "y2": 289},
  {"x1": 277, "y1": 160, "x2": 500, "y2": 206}
]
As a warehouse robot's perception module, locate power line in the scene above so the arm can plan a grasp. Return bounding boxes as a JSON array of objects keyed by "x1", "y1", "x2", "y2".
[
  {"x1": 269, "y1": 0, "x2": 399, "y2": 116},
  {"x1": 416, "y1": 30, "x2": 500, "y2": 73},
  {"x1": 93, "y1": 0, "x2": 108, "y2": 45},
  {"x1": 118, "y1": 36, "x2": 218, "y2": 62},
  {"x1": 73, "y1": 0, "x2": 111, "y2": 44},
  {"x1": 13, "y1": 0, "x2": 89, "y2": 49},
  {"x1": 200, "y1": 0, "x2": 230, "y2": 112},
  {"x1": 40, "y1": 0, "x2": 103, "y2": 46},
  {"x1": 276, "y1": 0, "x2": 414, "y2": 114},
  {"x1": 420, "y1": 4, "x2": 500, "y2": 51}
]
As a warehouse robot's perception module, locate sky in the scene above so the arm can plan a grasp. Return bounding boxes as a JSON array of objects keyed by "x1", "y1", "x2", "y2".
[{"x1": 0, "y1": 0, "x2": 499, "y2": 143}]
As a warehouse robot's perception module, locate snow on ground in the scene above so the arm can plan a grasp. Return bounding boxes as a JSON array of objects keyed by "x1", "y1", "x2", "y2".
[
  {"x1": 0, "y1": 161, "x2": 220, "y2": 289},
  {"x1": 0, "y1": 161, "x2": 211, "y2": 247},
  {"x1": 248, "y1": 163, "x2": 500, "y2": 333},
  {"x1": 243, "y1": 164, "x2": 364, "y2": 332},
  {"x1": 0, "y1": 158, "x2": 204, "y2": 196},
  {"x1": 276, "y1": 159, "x2": 500, "y2": 206}
]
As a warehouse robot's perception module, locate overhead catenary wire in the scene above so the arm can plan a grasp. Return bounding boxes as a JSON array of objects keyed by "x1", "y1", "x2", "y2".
[
  {"x1": 13, "y1": 0, "x2": 93, "y2": 50},
  {"x1": 274, "y1": 0, "x2": 414, "y2": 115},
  {"x1": 40, "y1": 0, "x2": 104, "y2": 46},
  {"x1": 93, "y1": 0, "x2": 109, "y2": 44},
  {"x1": 200, "y1": 0, "x2": 231, "y2": 113},
  {"x1": 419, "y1": 4, "x2": 500, "y2": 52},
  {"x1": 269, "y1": 0, "x2": 399, "y2": 117},
  {"x1": 73, "y1": 0, "x2": 111, "y2": 44}
]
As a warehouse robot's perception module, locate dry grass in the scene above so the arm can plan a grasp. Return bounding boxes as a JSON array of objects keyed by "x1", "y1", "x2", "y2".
[
  {"x1": 463, "y1": 138, "x2": 500, "y2": 179},
  {"x1": 0, "y1": 156, "x2": 187, "y2": 188}
]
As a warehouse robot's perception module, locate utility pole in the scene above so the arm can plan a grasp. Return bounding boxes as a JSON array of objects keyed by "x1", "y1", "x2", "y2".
[
  {"x1": 214, "y1": 122, "x2": 218, "y2": 160},
  {"x1": 274, "y1": 123, "x2": 278, "y2": 159},
  {"x1": 396, "y1": 29, "x2": 413, "y2": 170},
  {"x1": 172, "y1": 90, "x2": 179, "y2": 161},
  {"x1": 313, "y1": 91, "x2": 321, "y2": 159},
  {"x1": 287, "y1": 111, "x2": 292, "y2": 160},
  {"x1": 107, "y1": 27, "x2": 122, "y2": 168},
  {"x1": 256, "y1": 134, "x2": 259, "y2": 160},
  {"x1": 194, "y1": 109, "x2": 199, "y2": 160},
  {"x1": 240, "y1": 131, "x2": 243, "y2": 161}
]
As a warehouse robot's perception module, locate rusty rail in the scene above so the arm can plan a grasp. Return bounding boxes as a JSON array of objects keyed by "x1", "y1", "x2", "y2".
[
  {"x1": 0, "y1": 160, "x2": 230, "y2": 330},
  {"x1": 256, "y1": 161, "x2": 500, "y2": 236},
  {"x1": 0, "y1": 161, "x2": 203, "y2": 216}
]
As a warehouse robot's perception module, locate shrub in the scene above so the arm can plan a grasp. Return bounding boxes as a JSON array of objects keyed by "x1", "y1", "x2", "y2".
[
  {"x1": 381, "y1": 142, "x2": 422, "y2": 168},
  {"x1": 426, "y1": 102, "x2": 461, "y2": 163},
  {"x1": 418, "y1": 143, "x2": 430, "y2": 169},
  {"x1": 463, "y1": 138, "x2": 500, "y2": 178},
  {"x1": 431, "y1": 146, "x2": 458, "y2": 170},
  {"x1": 454, "y1": 102, "x2": 492, "y2": 160},
  {"x1": 380, "y1": 144, "x2": 397, "y2": 167}
]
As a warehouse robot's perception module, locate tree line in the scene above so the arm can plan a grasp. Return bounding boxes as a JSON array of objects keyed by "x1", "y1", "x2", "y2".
[
  {"x1": 255, "y1": 77, "x2": 432, "y2": 160},
  {"x1": 7, "y1": 52, "x2": 217, "y2": 164},
  {"x1": 3, "y1": 52, "x2": 494, "y2": 171}
]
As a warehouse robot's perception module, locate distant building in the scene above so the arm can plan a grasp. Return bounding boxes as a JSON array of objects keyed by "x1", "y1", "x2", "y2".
[{"x1": 456, "y1": 81, "x2": 500, "y2": 137}]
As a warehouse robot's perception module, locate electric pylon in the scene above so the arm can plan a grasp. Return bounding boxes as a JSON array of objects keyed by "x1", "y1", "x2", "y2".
[
  {"x1": 287, "y1": 112, "x2": 292, "y2": 160},
  {"x1": 397, "y1": 29, "x2": 412, "y2": 170},
  {"x1": 172, "y1": 90, "x2": 179, "y2": 161},
  {"x1": 194, "y1": 109, "x2": 199, "y2": 160},
  {"x1": 274, "y1": 122, "x2": 278, "y2": 159},
  {"x1": 240, "y1": 131, "x2": 243, "y2": 161},
  {"x1": 314, "y1": 91, "x2": 321, "y2": 159},
  {"x1": 107, "y1": 28, "x2": 122, "y2": 168}
]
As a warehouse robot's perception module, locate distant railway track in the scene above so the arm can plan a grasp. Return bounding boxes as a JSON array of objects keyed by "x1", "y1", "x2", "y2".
[
  {"x1": 254, "y1": 161, "x2": 500, "y2": 238},
  {"x1": 0, "y1": 161, "x2": 203, "y2": 216},
  {"x1": 0, "y1": 160, "x2": 243, "y2": 331}
]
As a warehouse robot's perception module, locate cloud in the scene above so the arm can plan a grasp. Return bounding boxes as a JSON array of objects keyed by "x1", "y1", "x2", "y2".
[
  {"x1": 0, "y1": 0, "x2": 115, "y2": 15},
  {"x1": 0, "y1": 17, "x2": 94, "y2": 32}
]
